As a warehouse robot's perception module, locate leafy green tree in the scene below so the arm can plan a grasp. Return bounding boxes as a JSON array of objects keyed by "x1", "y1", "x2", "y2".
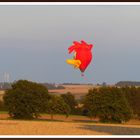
[
  {"x1": 3, "y1": 80, "x2": 50, "y2": 119},
  {"x1": 0, "y1": 100, "x2": 7, "y2": 111},
  {"x1": 84, "y1": 87, "x2": 132, "y2": 123},
  {"x1": 0, "y1": 100, "x2": 3, "y2": 110},
  {"x1": 61, "y1": 92, "x2": 77, "y2": 114},
  {"x1": 83, "y1": 88, "x2": 99, "y2": 119},
  {"x1": 122, "y1": 86, "x2": 140, "y2": 119},
  {"x1": 47, "y1": 95, "x2": 71, "y2": 120}
]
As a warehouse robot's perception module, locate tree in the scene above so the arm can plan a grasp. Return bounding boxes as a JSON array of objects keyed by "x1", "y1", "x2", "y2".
[
  {"x1": 61, "y1": 92, "x2": 77, "y2": 114},
  {"x1": 122, "y1": 86, "x2": 140, "y2": 119},
  {"x1": 0, "y1": 100, "x2": 7, "y2": 111},
  {"x1": 47, "y1": 95, "x2": 71, "y2": 120},
  {"x1": 83, "y1": 87, "x2": 132, "y2": 123},
  {"x1": 83, "y1": 88, "x2": 99, "y2": 119},
  {"x1": 3, "y1": 80, "x2": 50, "y2": 119}
]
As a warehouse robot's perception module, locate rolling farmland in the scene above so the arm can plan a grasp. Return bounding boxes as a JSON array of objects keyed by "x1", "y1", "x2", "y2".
[
  {"x1": 1, "y1": 85, "x2": 140, "y2": 135},
  {"x1": 49, "y1": 84, "x2": 95, "y2": 99},
  {"x1": 0, "y1": 84, "x2": 95, "y2": 100}
]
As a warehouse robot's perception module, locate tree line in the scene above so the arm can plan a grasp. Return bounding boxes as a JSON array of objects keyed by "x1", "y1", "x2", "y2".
[
  {"x1": 116, "y1": 81, "x2": 140, "y2": 86},
  {"x1": 0, "y1": 80, "x2": 140, "y2": 123},
  {"x1": 0, "y1": 82, "x2": 65, "y2": 90}
]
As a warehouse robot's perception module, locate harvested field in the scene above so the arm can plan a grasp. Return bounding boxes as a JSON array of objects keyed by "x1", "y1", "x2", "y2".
[
  {"x1": 0, "y1": 120, "x2": 108, "y2": 135},
  {"x1": 0, "y1": 119, "x2": 140, "y2": 135},
  {"x1": 49, "y1": 85, "x2": 95, "y2": 99},
  {"x1": 0, "y1": 90, "x2": 5, "y2": 101},
  {"x1": 0, "y1": 113, "x2": 140, "y2": 135},
  {"x1": 0, "y1": 91, "x2": 4, "y2": 94},
  {"x1": 0, "y1": 85, "x2": 94, "y2": 100}
]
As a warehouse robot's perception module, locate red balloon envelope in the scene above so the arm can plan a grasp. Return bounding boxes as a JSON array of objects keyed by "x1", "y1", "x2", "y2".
[{"x1": 66, "y1": 40, "x2": 93, "y2": 74}]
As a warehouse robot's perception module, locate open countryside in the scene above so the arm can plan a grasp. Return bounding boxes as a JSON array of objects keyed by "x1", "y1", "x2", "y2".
[
  {"x1": 0, "y1": 84, "x2": 96, "y2": 100},
  {"x1": 49, "y1": 84, "x2": 94, "y2": 99},
  {"x1": 0, "y1": 84, "x2": 140, "y2": 135},
  {"x1": 1, "y1": 4, "x2": 140, "y2": 136}
]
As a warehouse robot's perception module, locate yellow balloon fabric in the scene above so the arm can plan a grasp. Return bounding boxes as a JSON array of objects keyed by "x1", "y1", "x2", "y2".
[{"x1": 66, "y1": 59, "x2": 81, "y2": 69}]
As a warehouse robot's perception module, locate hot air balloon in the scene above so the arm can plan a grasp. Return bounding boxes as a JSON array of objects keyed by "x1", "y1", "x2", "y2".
[{"x1": 66, "y1": 40, "x2": 93, "y2": 76}]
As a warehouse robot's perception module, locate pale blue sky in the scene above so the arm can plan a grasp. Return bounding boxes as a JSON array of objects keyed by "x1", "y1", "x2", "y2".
[{"x1": 0, "y1": 5, "x2": 140, "y2": 84}]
